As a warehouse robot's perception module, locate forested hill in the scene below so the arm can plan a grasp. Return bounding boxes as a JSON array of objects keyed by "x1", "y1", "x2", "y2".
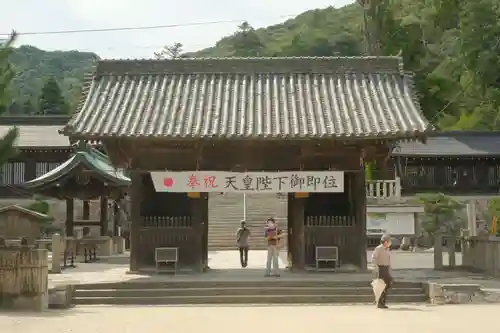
[
  {"x1": 5, "y1": 0, "x2": 500, "y2": 131},
  {"x1": 191, "y1": 0, "x2": 500, "y2": 131},
  {"x1": 6, "y1": 45, "x2": 97, "y2": 115}
]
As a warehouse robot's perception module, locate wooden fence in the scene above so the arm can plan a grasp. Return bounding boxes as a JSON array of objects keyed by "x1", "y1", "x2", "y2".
[
  {"x1": 462, "y1": 236, "x2": 500, "y2": 276},
  {"x1": 0, "y1": 248, "x2": 48, "y2": 310}
]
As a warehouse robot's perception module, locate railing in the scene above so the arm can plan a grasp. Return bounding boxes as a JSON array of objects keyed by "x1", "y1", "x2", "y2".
[{"x1": 366, "y1": 177, "x2": 401, "y2": 199}]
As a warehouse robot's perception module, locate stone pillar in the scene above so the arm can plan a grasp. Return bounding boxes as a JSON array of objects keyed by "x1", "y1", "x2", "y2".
[
  {"x1": 51, "y1": 233, "x2": 62, "y2": 274},
  {"x1": 113, "y1": 236, "x2": 125, "y2": 254},
  {"x1": 65, "y1": 198, "x2": 74, "y2": 237},
  {"x1": 99, "y1": 237, "x2": 113, "y2": 257},
  {"x1": 434, "y1": 231, "x2": 444, "y2": 270},
  {"x1": 467, "y1": 200, "x2": 477, "y2": 236}
]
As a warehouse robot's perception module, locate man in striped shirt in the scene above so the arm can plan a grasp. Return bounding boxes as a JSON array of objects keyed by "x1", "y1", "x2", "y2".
[{"x1": 264, "y1": 218, "x2": 282, "y2": 277}]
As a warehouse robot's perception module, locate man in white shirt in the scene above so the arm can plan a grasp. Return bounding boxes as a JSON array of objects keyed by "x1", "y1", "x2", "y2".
[{"x1": 371, "y1": 234, "x2": 393, "y2": 309}]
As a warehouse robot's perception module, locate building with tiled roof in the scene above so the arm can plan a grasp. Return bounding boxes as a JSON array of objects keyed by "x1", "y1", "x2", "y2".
[
  {"x1": 0, "y1": 116, "x2": 71, "y2": 197},
  {"x1": 62, "y1": 56, "x2": 432, "y2": 273}
]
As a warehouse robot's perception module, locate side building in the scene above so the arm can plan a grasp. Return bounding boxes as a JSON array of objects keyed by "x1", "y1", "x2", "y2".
[{"x1": 0, "y1": 116, "x2": 102, "y2": 227}]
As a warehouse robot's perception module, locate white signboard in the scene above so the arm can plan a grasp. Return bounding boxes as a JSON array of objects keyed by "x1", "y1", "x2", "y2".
[
  {"x1": 366, "y1": 213, "x2": 415, "y2": 236},
  {"x1": 150, "y1": 171, "x2": 344, "y2": 193}
]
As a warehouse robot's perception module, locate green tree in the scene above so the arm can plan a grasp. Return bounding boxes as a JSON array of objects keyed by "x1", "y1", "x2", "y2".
[
  {"x1": 418, "y1": 193, "x2": 464, "y2": 236},
  {"x1": 0, "y1": 31, "x2": 19, "y2": 166},
  {"x1": 232, "y1": 22, "x2": 265, "y2": 57},
  {"x1": 419, "y1": 193, "x2": 464, "y2": 268},
  {"x1": 154, "y1": 42, "x2": 184, "y2": 59},
  {"x1": 38, "y1": 77, "x2": 69, "y2": 115}
]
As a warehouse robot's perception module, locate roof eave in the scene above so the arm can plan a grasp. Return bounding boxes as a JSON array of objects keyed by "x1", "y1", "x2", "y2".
[{"x1": 62, "y1": 129, "x2": 433, "y2": 144}]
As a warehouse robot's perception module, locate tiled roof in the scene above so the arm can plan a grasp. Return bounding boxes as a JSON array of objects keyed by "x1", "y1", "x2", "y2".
[
  {"x1": 64, "y1": 57, "x2": 432, "y2": 140},
  {"x1": 393, "y1": 131, "x2": 500, "y2": 156},
  {"x1": 0, "y1": 125, "x2": 69, "y2": 147}
]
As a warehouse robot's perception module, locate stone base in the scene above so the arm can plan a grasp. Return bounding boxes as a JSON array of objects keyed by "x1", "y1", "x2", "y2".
[
  {"x1": 0, "y1": 293, "x2": 48, "y2": 311},
  {"x1": 48, "y1": 285, "x2": 75, "y2": 309},
  {"x1": 427, "y1": 283, "x2": 500, "y2": 305}
]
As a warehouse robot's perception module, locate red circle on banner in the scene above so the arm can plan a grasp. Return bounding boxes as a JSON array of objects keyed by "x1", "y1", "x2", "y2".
[{"x1": 163, "y1": 177, "x2": 174, "y2": 187}]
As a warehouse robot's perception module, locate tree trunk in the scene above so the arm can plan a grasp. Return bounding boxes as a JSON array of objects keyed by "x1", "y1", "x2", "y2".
[
  {"x1": 434, "y1": 232, "x2": 444, "y2": 270},
  {"x1": 447, "y1": 233, "x2": 456, "y2": 268}
]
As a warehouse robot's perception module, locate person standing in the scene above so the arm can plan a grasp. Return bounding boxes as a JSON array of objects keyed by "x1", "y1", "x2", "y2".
[
  {"x1": 236, "y1": 220, "x2": 251, "y2": 267},
  {"x1": 371, "y1": 234, "x2": 393, "y2": 309},
  {"x1": 264, "y1": 218, "x2": 282, "y2": 277}
]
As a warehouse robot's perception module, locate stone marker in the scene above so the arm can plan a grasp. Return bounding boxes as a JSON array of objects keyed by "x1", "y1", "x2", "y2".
[{"x1": 51, "y1": 233, "x2": 62, "y2": 274}]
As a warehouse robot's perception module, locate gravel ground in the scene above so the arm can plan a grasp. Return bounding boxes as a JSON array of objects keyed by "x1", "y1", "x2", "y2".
[{"x1": 0, "y1": 304, "x2": 497, "y2": 333}]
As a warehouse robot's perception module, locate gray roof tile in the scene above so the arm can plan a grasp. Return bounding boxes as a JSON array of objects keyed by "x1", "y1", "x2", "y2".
[
  {"x1": 65, "y1": 57, "x2": 432, "y2": 139},
  {"x1": 0, "y1": 125, "x2": 69, "y2": 147},
  {"x1": 393, "y1": 131, "x2": 500, "y2": 156}
]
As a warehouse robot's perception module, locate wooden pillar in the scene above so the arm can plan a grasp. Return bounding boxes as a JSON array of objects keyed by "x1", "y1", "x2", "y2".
[
  {"x1": 65, "y1": 198, "x2": 74, "y2": 237},
  {"x1": 129, "y1": 171, "x2": 142, "y2": 272},
  {"x1": 289, "y1": 194, "x2": 305, "y2": 271},
  {"x1": 113, "y1": 202, "x2": 120, "y2": 236},
  {"x1": 24, "y1": 157, "x2": 36, "y2": 182},
  {"x1": 202, "y1": 193, "x2": 209, "y2": 270},
  {"x1": 100, "y1": 196, "x2": 108, "y2": 236},
  {"x1": 354, "y1": 170, "x2": 368, "y2": 270},
  {"x1": 189, "y1": 193, "x2": 206, "y2": 272},
  {"x1": 82, "y1": 201, "x2": 90, "y2": 220}
]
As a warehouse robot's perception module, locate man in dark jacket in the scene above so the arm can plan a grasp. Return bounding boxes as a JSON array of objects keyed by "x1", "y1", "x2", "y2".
[
  {"x1": 236, "y1": 220, "x2": 251, "y2": 267},
  {"x1": 371, "y1": 234, "x2": 393, "y2": 309}
]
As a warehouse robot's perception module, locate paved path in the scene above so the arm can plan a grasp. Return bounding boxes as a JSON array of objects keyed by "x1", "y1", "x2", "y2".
[
  {"x1": 47, "y1": 250, "x2": 500, "y2": 290},
  {"x1": 209, "y1": 249, "x2": 287, "y2": 269},
  {"x1": 0, "y1": 304, "x2": 496, "y2": 333}
]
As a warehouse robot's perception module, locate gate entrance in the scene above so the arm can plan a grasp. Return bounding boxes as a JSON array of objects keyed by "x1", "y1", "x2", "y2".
[{"x1": 61, "y1": 56, "x2": 431, "y2": 274}]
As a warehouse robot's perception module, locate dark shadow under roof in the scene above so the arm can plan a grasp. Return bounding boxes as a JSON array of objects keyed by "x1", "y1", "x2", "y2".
[{"x1": 393, "y1": 131, "x2": 500, "y2": 156}]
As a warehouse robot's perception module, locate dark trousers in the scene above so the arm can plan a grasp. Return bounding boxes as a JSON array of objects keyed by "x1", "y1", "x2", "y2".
[
  {"x1": 377, "y1": 265, "x2": 393, "y2": 305},
  {"x1": 239, "y1": 246, "x2": 249, "y2": 267}
]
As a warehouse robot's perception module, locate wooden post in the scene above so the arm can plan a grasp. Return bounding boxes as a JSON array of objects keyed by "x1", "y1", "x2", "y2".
[
  {"x1": 129, "y1": 171, "x2": 142, "y2": 272},
  {"x1": 289, "y1": 194, "x2": 305, "y2": 271},
  {"x1": 202, "y1": 193, "x2": 209, "y2": 270},
  {"x1": 100, "y1": 196, "x2": 108, "y2": 236},
  {"x1": 190, "y1": 193, "x2": 206, "y2": 272},
  {"x1": 82, "y1": 201, "x2": 90, "y2": 220},
  {"x1": 354, "y1": 171, "x2": 368, "y2": 270},
  {"x1": 113, "y1": 202, "x2": 120, "y2": 236},
  {"x1": 65, "y1": 198, "x2": 74, "y2": 237}
]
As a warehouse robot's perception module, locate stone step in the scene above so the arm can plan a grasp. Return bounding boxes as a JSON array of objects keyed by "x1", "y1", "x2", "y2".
[
  {"x1": 73, "y1": 293, "x2": 427, "y2": 305},
  {"x1": 74, "y1": 286, "x2": 424, "y2": 298},
  {"x1": 76, "y1": 280, "x2": 421, "y2": 289}
]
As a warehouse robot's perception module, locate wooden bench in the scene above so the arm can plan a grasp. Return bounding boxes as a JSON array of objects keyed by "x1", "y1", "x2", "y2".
[
  {"x1": 155, "y1": 247, "x2": 178, "y2": 274},
  {"x1": 315, "y1": 246, "x2": 339, "y2": 271}
]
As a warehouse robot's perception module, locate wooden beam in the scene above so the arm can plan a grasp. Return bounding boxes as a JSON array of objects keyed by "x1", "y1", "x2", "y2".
[
  {"x1": 65, "y1": 198, "x2": 74, "y2": 237},
  {"x1": 74, "y1": 219, "x2": 101, "y2": 226},
  {"x1": 100, "y1": 196, "x2": 108, "y2": 236}
]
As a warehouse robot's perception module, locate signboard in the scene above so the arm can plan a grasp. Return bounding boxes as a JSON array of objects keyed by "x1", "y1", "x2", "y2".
[
  {"x1": 150, "y1": 171, "x2": 344, "y2": 193},
  {"x1": 366, "y1": 212, "x2": 415, "y2": 236},
  {"x1": 367, "y1": 213, "x2": 387, "y2": 235}
]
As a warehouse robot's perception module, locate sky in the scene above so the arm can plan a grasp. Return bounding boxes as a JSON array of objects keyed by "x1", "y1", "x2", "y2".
[{"x1": 1, "y1": 0, "x2": 354, "y2": 59}]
